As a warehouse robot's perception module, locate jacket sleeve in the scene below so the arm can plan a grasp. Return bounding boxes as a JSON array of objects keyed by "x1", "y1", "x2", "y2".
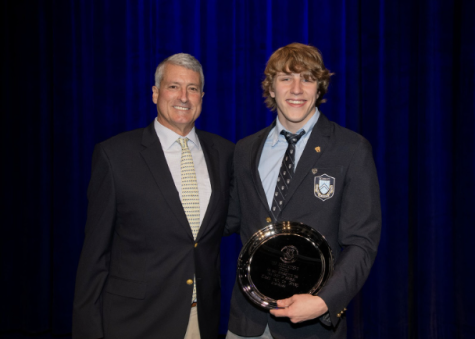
[
  {"x1": 72, "y1": 144, "x2": 116, "y2": 338},
  {"x1": 317, "y1": 138, "x2": 382, "y2": 326}
]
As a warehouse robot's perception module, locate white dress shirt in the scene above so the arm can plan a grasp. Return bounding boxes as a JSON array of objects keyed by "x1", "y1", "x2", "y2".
[{"x1": 154, "y1": 119, "x2": 211, "y2": 225}]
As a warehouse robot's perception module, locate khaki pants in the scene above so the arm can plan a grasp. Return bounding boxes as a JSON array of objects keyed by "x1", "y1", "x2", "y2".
[{"x1": 184, "y1": 306, "x2": 200, "y2": 339}]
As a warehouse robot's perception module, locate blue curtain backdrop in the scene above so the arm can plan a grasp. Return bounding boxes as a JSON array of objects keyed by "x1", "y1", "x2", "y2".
[{"x1": 1, "y1": 0, "x2": 474, "y2": 338}]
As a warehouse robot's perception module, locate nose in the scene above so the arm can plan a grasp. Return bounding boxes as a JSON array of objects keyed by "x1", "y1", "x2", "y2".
[
  {"x1": 179, "y1": 87, "x2": 188, "y2": 102},
  {"x1": 290, "y1": 79, "x2": 303, "y2": 95}
]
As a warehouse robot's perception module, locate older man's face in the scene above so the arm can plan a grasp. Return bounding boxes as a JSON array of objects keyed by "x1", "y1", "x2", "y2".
[{"x1": 152, "y1": 63, "x2": 204, "y2": 136}]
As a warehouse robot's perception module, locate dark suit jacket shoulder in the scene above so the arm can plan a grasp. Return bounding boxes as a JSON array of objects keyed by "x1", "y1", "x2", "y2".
[{"x1": 197, "y1": 128, "x2": 235, "y2": 147}]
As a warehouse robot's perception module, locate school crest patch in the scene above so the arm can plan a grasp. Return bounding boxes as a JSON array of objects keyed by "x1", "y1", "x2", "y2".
[{"x1": 314, "y1": 174, "x2": 335, "y2": 201}]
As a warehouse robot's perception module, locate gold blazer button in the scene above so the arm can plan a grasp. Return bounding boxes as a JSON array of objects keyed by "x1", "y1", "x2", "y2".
[
  {"x1": 186, "y1": 279, "x2": 193, "y2": 285},
  {"x1": 194, "y1": 243, "x2": 198, "y2": 248},
  {"x1": 266, "y1": 217, "x2": 272, "y2": 223}
]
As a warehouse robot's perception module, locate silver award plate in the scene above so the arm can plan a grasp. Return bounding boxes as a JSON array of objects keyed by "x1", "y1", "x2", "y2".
[{"x1": 237, "y1": 221, "x2": 334, "y2": 310}]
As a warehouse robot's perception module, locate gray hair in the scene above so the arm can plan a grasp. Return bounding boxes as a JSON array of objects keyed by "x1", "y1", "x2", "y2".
[{"x1": 154, "y1": 53, "x2": 205, "y2": 92}]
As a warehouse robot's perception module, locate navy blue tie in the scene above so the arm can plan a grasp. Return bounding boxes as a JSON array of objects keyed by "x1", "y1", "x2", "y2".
[{"x1": 270, "y1": 130, "x2": 305, "y2": 220}]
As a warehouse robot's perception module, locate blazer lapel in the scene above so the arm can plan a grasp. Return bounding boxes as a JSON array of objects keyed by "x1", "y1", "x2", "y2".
[
  {"x1": 250, "y1": 122, "x2": 276, "y2": 214},
  {"x1": 140, "y1": 123, "x2": 193, "y2": 239},
  {"x1": 284, "y1": 114, "x2": 333, "y2": 204},
  {"x1": 195, "y1": 130, "x2": 220, "y2": 239}
]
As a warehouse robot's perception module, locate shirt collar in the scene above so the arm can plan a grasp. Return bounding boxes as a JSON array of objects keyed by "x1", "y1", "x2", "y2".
[
  {"x1": 269, "y1": 108, "x2": 320, "y2": 147},
  {"x1": 153, "y1": 119, "x2": 201, "y2": 150}
]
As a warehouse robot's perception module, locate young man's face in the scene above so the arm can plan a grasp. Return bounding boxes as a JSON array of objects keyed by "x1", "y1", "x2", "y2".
[{"x1": 270, "y1": 71, "x2": 319, "y2": 133}]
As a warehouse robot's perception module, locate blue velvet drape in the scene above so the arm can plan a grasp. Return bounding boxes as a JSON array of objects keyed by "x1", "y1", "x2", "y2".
[{"x1": 1, "y1": 0, "x2": 474, "y2": 338}]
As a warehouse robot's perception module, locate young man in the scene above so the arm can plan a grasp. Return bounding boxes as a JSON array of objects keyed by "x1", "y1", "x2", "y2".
[
  {"x1": 73, "y1": 53, "x2": 234, "y2": 339},
  {"x1": 225, "y1": 43, "x2": 381, "y2": 339}
]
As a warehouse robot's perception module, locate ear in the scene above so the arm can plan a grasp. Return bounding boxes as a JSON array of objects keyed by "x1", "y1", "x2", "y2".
[
  {"x1": 269, "y1": 89, "x2": 276, "y2": 98},
  {"x1": 152, "y1": 86, "x2": 159, "y2": 104},
  {"x1": 201, "y1": 91, "x2": 205, "y2": 98}
]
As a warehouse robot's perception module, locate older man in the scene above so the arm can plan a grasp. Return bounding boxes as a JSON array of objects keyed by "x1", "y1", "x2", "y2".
[
  {"x1": 73, "y1": 53, "x2": 234, "y2": 339},
  {"x1": 225, "y1": 43, "x2": 381, "y2": 338}
]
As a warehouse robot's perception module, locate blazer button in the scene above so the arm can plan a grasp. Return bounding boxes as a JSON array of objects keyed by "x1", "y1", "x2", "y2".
[
  {"x1": 266, "y1": 217, "x2": 272, "y2": 223},
  {"x1": 337, "y1": 313, "x2": 341, "y2": 318},
  {"x1": 186, "y1": 279, "x2": 193, "y2": 285},
  {"x1": 194, "y1": 243, "x2": 198, "y2": 248}
]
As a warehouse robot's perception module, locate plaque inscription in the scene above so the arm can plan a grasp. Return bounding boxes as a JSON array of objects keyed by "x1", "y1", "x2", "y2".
[{"x1": 238, "y1": 222, "x2": 333, "y2": 309}]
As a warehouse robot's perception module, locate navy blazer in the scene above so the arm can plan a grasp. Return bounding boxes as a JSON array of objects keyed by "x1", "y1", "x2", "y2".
[
  {"x1": 225, "y1": 114, "x2": 381, "y2": 339},
  {"x1": 73, "y1": 122, "x2": 234, "y2": 339}
]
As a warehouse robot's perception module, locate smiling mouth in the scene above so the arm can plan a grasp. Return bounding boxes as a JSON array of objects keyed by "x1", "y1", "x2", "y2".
[
  {"x1": 287, "y1": 100, "x2": 306, "y2": 104},
  {"x1": 173, "y1": 106, "x2": 190, "y2": 111}
]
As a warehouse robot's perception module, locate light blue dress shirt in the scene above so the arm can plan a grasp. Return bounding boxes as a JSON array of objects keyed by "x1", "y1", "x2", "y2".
[{"x1": 258, "y1": 109, "x2": 320, "y2": 210}]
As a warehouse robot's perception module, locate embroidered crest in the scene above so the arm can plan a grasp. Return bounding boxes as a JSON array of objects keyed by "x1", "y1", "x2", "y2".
[{"x1": 314, "y1": 174, "x2": 335, "y2": 201}]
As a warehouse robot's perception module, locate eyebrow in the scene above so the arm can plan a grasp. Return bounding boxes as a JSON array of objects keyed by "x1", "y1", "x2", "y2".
[
  {"x1": 276, "y1": 72, "x2": 313, "y2": 77},
  {"x1": 167, "y1": 81, "x2": 201, "y2": 87}
]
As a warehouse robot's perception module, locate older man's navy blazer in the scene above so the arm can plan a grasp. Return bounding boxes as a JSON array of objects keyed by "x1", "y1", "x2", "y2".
[{"x1": 73, "y1": 122, "x2": 234, "y2": 339}]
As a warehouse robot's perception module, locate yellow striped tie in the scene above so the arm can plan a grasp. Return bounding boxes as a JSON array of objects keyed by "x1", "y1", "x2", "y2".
[{"x1": 178, "y1": 137, "x2": 200, "y2": 302}]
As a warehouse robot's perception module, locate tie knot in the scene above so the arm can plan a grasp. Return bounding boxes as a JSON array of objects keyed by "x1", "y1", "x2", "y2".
[
  {"x1": 178, "y1": 137, "x2": 190, "y2": 150},
  {"x1": 281, "y1": 130, "x2": 305, "y2": 145}
]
